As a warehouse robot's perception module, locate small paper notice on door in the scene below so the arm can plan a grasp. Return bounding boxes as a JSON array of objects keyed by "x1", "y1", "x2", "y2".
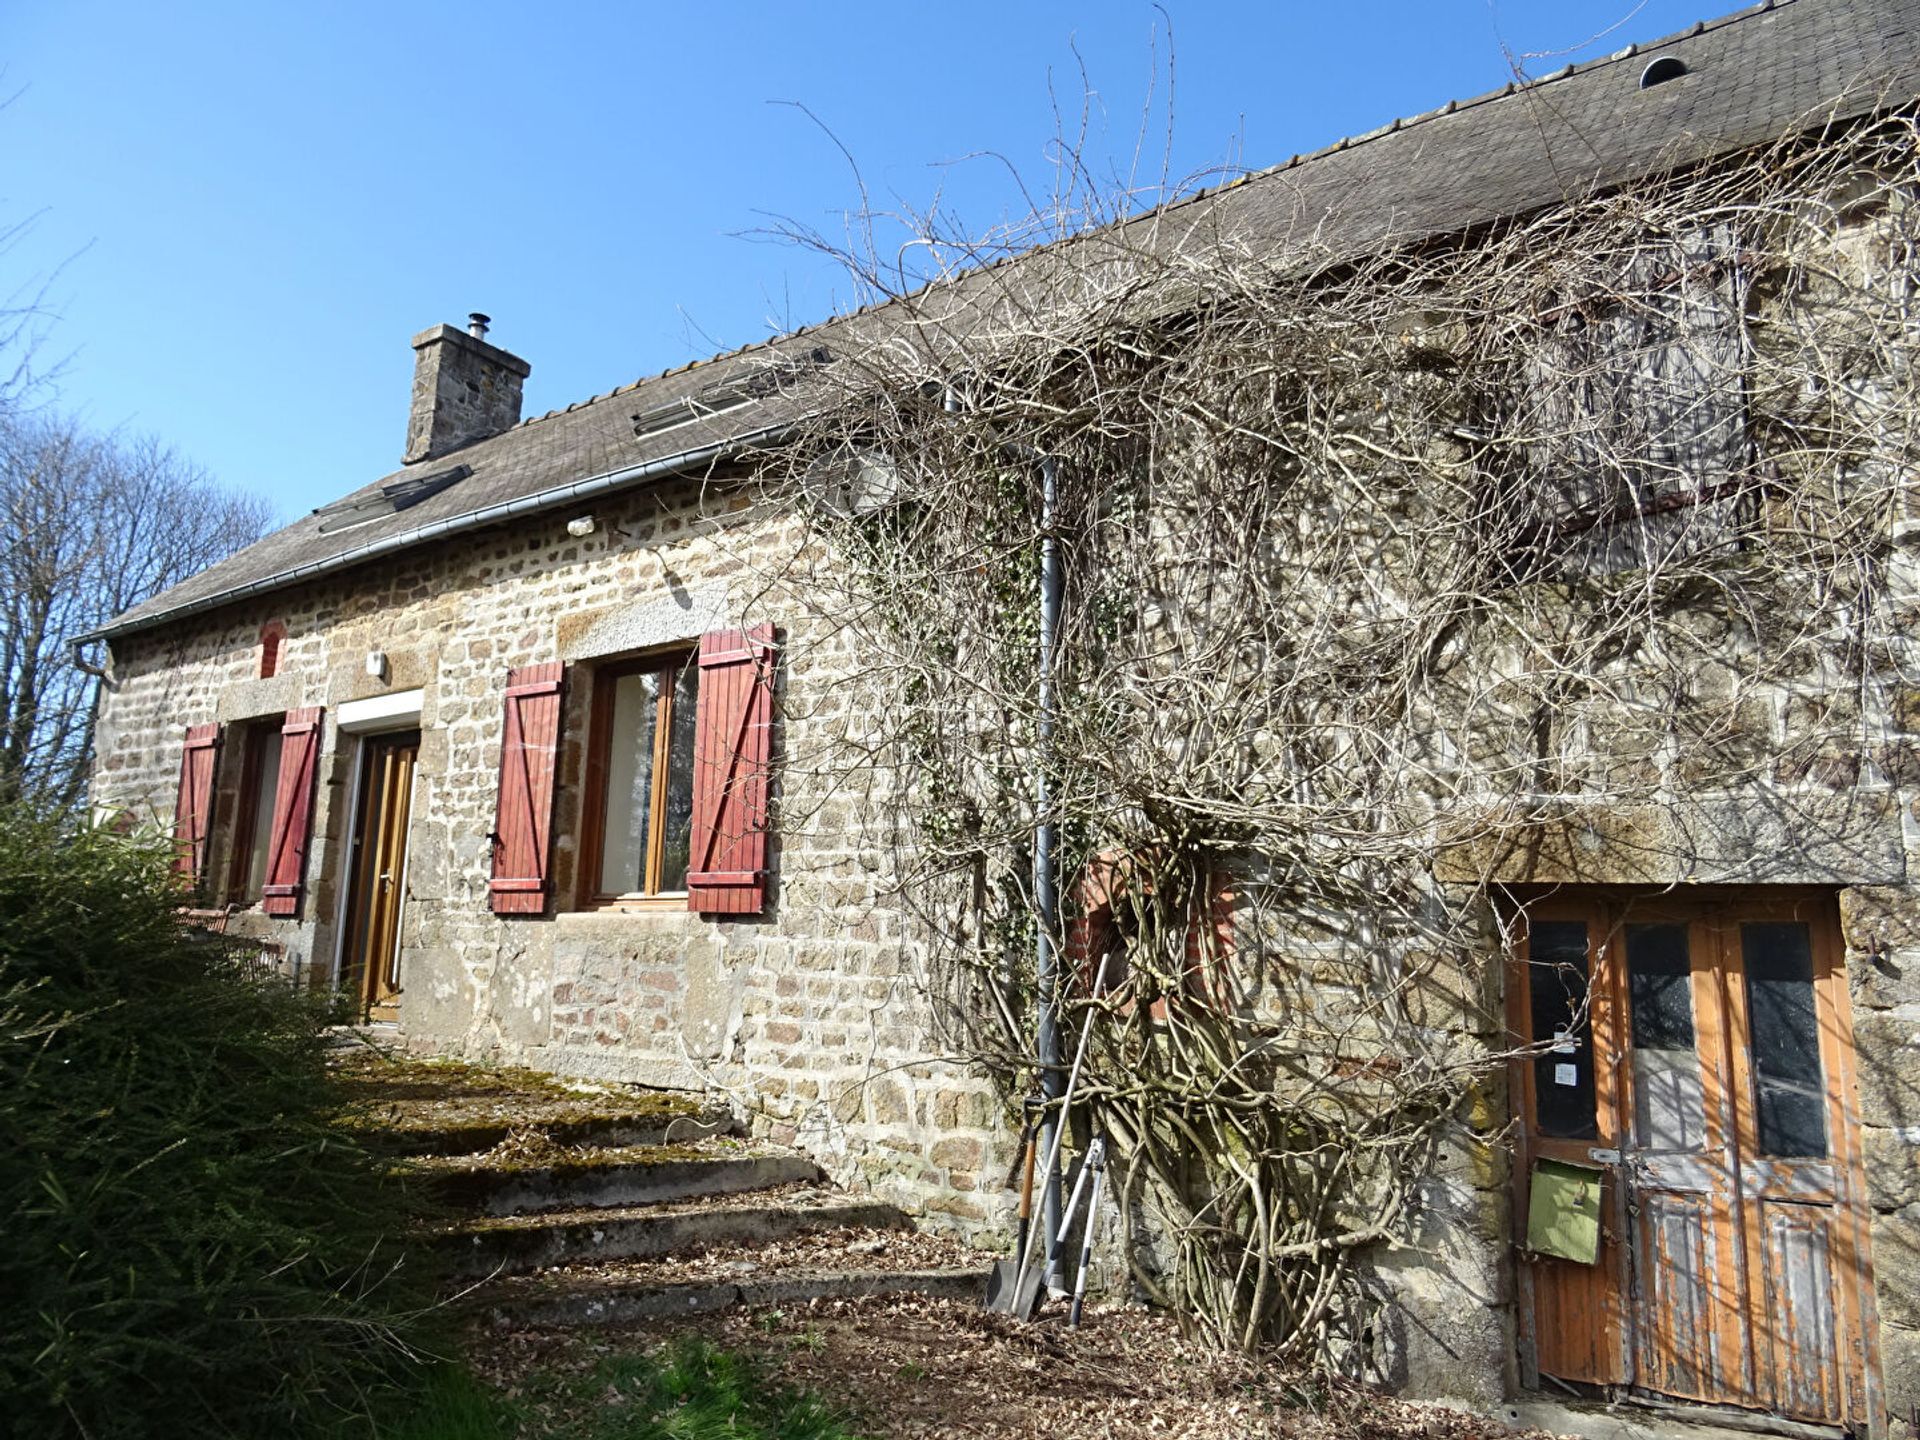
[
  {"x1": 1551, "y1": 1030, "x2": 1576, "y2": 1055},
  {"x1": 1554, "y1": 1063, "x2": 1579, "y2": 1087}
]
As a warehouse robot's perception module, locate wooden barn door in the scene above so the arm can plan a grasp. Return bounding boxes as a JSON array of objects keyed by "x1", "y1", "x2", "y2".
[
  {"x1": 1713, "y1": 900, "x2": 1875, "y2": 1424},
  {"x1": 1511, "y1": 893, "x2": 1876, "y2": 1429},
  {"x1": 1615, "y1": 903, "x2": 1759, "y2": 1408}
]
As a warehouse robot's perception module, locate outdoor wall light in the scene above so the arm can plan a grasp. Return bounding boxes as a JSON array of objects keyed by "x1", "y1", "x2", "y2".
[
  {"x1": 365, "y1": 650, "x2": 389, "y2": 683},
  {"x1": 567, "y1": 515, "x2": 596, "y2": 537}
]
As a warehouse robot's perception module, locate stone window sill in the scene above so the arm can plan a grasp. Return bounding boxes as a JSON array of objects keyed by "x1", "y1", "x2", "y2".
[{"x1": 553, "y1": 905, "x2": 705, "y2": 936}]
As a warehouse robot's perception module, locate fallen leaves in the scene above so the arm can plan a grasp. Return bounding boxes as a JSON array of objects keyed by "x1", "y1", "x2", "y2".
[{"x1": 469, "y1": 1293, "x2": 1556, "y2": 1440}]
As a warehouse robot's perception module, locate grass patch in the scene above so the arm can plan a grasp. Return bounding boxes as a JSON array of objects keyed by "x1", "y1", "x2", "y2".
[{"x1": 388, "y1": 1335, "x2": 871, "y2": 1440}]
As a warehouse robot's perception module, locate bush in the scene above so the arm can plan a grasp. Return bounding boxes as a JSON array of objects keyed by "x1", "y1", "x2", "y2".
[{"x1": 0, "y1": 810, "x2": 435, "y2": 1438}]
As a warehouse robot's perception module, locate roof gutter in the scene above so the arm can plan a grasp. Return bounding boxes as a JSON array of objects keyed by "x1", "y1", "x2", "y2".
[{"x1": 77, "y1": 423, "x2": 786, "y2": 648}]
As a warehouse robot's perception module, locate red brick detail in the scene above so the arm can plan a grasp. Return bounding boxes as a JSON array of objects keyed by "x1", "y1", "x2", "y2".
[
  {"x1": 1064, "y1": 852, "x2": 1234, "y2": 1014},
  {"x1": 258, "y1": 620, "x2": 287, "y2": 679}
]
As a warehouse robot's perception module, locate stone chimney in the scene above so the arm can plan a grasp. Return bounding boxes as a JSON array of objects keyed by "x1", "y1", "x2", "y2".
[{"x1": 403, "y1": 313, "x2": 531, "y2": 464}]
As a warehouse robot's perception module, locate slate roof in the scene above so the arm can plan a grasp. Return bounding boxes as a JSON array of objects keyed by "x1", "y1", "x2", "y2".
[{"x1": 96, "y1": 0, "x2": 1920, "y2": 642}]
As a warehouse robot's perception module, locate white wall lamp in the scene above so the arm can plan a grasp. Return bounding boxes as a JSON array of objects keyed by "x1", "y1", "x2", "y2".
[
  {"x1": 365, "y1": 650, "x2": 389, "y2": 683},
  {"x1": 567, "y1": 513, "x2": 635, "y2": 542}
]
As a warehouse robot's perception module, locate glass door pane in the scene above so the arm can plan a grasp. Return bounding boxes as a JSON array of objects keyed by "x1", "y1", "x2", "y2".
[
  {"x1": 598, "y1": 669, "x2": 661, "y2": 895},
  {"x1": 1627, "y1": 923, "x2": 1706, "y2": 1152},
  {"x1": 1529, "y1": 919, "x2": 1597, "y2": 1140},
  {"x1": 1741, "y1": 923, "x2": 1827, "y2": 1159}
]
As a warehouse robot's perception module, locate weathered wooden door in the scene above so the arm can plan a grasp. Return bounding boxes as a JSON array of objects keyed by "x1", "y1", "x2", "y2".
[
  {"x1": 342, "y1": 731, "x2": 419, "y2": 1023},
  {"x1": 1510, "y1": 893, "x2": 1878, "y2": 1429}
]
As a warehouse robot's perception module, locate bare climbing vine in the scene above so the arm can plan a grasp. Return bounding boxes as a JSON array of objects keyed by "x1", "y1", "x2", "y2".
[{"x1": 731, "y1": 101, "x2": 1920, "y2": 1366}]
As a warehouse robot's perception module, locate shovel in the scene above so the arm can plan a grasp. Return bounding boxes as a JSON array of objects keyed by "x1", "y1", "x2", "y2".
[
  {"x1": 991, "y1": 960, "x2": 1115, "y2": 1320},
  {"x1": 994, "y1": 1131, "x2": 1102, "y2": 1322},
  {"x1": 984, "y1": 1099, "x2": 1043, "y2": 1313}
]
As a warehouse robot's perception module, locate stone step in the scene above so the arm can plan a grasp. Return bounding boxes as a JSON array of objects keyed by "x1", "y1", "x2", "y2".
[
  {"x1": 484, "y1": 1265, "x2": 985, "y2": 1327},
  {"x1": 378, "y1": 1104, "x2": 736, "y2": 1159},
  {"x1": 438, "y1": 1190, "x2": 914, "y2": 1279},
  {"x1": 329, "y1": 1045, "x2": 736, "y2": 1159},
  {"x1": 422, "y1": 1151, "x2": 823, "y2": 1217}
]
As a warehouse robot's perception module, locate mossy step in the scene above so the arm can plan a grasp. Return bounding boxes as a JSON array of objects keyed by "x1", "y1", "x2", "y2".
[
  {"x1": 438, "y1": 1196, "x2": 914, "y2": 1278},
  {"x1": 482, "y1": 1266, "x2": 986, "y2": 1327},
  {"x1": 370, "y1": 1105, "x2": 736, "y2": 1158},
  {"x1": 329, "y1": 1048, "x2": 733, "y2": 1156},
  {"x1": 424, "y1": 1152, "x2": 822, "y2": 1217}
]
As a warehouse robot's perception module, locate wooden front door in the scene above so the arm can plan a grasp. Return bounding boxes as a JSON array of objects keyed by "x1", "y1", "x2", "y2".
[
  {"x1": 341, "y1": 730, "x2": 419, "y2": 1023},
  {"x1": 1510, "y1": 892, "x2": 1878, "y2": 1430}
]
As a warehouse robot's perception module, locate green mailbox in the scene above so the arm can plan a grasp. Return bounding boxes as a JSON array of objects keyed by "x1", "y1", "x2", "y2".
[{"x1": 1527, "y1": 1158, "x2": 1604, "y2": 1265}]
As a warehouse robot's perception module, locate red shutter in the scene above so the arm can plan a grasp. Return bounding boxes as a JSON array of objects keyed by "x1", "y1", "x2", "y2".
[
  {"x1": 172, "y1": 723, "x2": 221, "y2": 884},
  {"x1": 687, "y1": 624, "x2": 776, "y2": 915},
  {"x1": 489, "y1": 662, "x2": 565, "y2": 915},
  {"x1": 261, "y1": 706, "x2": 324, "y2": 917}
]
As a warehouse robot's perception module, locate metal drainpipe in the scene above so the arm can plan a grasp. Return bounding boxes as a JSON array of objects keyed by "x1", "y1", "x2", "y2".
[
  {"x1": 1034, "y1": 453, "x2": 1066, "y2": 1290},
  {"x1": 962, "y1": 402, "x2": 1068, "y2": 1291}
]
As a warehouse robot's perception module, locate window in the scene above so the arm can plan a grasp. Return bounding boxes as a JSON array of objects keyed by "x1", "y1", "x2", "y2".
[
  {"x1": 1499, "y1": 225, "x2": 1755, "y2": 578},
  {"x1": 1742, "y1": 921, "x2": 1828, "y2": 1158},
  {"x1": 226, "y1": 716, "x2": 284, "y2": 904},
  {"x1": 580, "y1": 651, "x2": 701, "y2": 906}
]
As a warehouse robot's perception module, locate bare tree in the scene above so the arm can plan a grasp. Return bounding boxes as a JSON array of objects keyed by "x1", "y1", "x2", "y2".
[
  {"x1": 0, "y1": 206, "x2": 69, "y2": 424},
  {"x1": 732, "y1": 104, "x2": 1920, "y2": 1364},
  {"x1": 0, "y1": 414, "x2": 271, "y2": 813}
]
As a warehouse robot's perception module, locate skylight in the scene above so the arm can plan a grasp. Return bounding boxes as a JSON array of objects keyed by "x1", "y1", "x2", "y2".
[{"x1": 313, "y1": 463, "x2": 472, "y2": 535}]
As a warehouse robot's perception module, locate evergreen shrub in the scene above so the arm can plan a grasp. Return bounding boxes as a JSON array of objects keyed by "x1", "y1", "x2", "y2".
[{"x1": 0, "y1": 810, "x2": 433, "y2": 1438}]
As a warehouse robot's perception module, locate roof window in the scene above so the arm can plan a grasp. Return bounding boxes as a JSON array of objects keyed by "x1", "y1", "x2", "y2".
[
  {"x1": 630, "y1": 346, "x2": 833, "y2": 441},
  {"x1": 1640, "y1": 56, "x2": 1689, "y2": 89},
  {"x1": 313, "y1": 462, "x2": 472, "y2": 535}
]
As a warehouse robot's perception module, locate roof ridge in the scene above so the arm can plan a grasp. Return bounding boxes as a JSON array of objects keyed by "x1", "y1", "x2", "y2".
[
  {"x1": 1195, "y1": 0, "x2": 1791, "y2": 187},
  {"x1": 500, "y1": 0, "x2": 1798, "y2": 440}
]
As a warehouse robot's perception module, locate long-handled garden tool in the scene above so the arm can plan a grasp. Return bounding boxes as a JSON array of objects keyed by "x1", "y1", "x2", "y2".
[
  {"x1": 1066, "y1": 1136, "x2": 1108, "y2": 1329},
  {"x1": 983, "y1": 1096, "x2": 1043, "y2": 1313},
  {"x1": 999, "y1": 1131, "x2": 1107, "y2": 1325},
  {"x1": 991, "y1": 964, "x2": 1111, "y2": 1320}
]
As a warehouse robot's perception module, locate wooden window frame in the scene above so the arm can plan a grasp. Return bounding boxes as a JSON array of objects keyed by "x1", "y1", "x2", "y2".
[
  {"x1": 1494, "y1": 230, "x2": 1756, "y2": 581},
  {"x1": 223, "y1": 715, "x2": 284, "y2": 905},
  {"x1": 577, "y1": 648, "x2": 697, "y2": 912}
]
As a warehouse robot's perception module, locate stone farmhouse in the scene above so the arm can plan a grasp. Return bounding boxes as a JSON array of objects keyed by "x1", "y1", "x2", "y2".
[{"x1": 81, "y1": 1, "x2": 1920, "y2": 1433}]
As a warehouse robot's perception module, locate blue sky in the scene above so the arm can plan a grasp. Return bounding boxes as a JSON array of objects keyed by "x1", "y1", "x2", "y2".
[{"x1": 8, "y1": 1, "x2": 1721, "y2": 519}]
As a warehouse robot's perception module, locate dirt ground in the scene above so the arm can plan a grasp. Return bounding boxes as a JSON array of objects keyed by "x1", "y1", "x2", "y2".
[{"x1": 470, "y1": 1293, "x2": 1545, "y2": 1440}]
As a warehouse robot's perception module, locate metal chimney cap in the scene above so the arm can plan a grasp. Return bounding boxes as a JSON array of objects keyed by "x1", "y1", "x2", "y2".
[{"x1": 467, "y1": 312, "x2": 491, "y2": 339}]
